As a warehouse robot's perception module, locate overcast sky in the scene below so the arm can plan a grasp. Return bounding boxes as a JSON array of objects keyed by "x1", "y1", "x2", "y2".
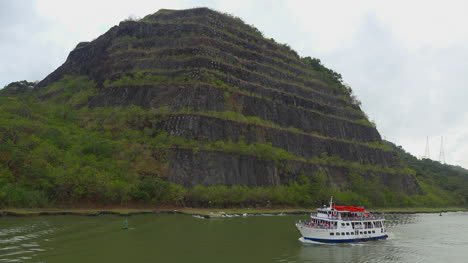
[{"x1": 1, "y1": 0, "x2": 467, "y2": 168}]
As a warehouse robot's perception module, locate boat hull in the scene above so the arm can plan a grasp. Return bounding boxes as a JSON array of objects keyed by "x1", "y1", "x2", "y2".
[
  {"x1": 296, "y1": 222, "x2": 388, "y2": 243},
  {"x1": 303, "y1": 234, "x2": 388, "y2": 243}
]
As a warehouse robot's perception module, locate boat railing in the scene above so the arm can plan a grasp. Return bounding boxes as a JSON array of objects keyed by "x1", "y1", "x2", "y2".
[
  {"x1": 340, "y1": 215, "x2": 385, "y2": 221},
  {"x1": 296, "y1": 221, "x2": 337, "y2": 229},
  {"x1": 311, "y1": 213, "x2": 385, "y2": 221}
]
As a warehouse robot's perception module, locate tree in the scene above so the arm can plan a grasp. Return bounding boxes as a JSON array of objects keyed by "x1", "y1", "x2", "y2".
[{"x1": 0, "y1": 81, "x2": 36, "y2": 96}]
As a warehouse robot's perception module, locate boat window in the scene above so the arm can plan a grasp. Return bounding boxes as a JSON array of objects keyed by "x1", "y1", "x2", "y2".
[
  {"x1": 330, "y1": 233, "x2": 334, "y2": 236},
  {"x1": 341, "y1": 232, "x2": 345, "y2": 235},
  {"x1": 346, "y1": 223, "x2": 350, "y2": 226},
  {"x1": 372, "y1": 230, "x2": 375, "y2": 233},
  {"x1": 364, "y1": 231, "x2": 367, "y2": 234},
  {"x1": 346, "y1": 232, "x2": 349, "y2": 235},
  {"x1": 360, "y1": 232, "x2": 363, "y2": 234},
  {"x1": 341, "y1": 223, "x2": 345, "y2": 226},
  {"x1": 336, "y1": 232, "x2": 340, "y2": 236}
]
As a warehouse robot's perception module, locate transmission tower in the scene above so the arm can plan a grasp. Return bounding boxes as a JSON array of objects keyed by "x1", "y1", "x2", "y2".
[
  {"x1": 424, "y1": 136, "x2": 430, "y2": 159},
  {"x1": 439, "y1": 136, "x2": 446, "y2": 164}
]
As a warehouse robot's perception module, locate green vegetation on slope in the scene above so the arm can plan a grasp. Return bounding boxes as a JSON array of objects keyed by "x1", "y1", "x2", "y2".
[
  {"x1": 118, "y1": 9, "x2": 357, "y2": 97},
  {"x1": 385, "y1": 141, "x2": 468, "y2": 205},
  {"x1": 1, "y1": 76, "x2": 467, "y2": 208}
]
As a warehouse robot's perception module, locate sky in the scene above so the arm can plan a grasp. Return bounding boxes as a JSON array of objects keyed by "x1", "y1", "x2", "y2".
[{"x1": 1, "y1": 0, "x2": 467, "y2": 168}]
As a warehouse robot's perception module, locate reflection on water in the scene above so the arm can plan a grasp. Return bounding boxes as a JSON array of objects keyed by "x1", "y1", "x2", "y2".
[
  {"x1": 0, "y1": 212, "x2": 467, "y2": 263},
  {"x1": 298, "y1": 240, "x2": 391, "y2": 263},
  {"x1": 0, "y1": 219, "x2": 52, "y2": 262},
  {"x1": 384, "y1": 213, "x2": 420, "y2": 228}
]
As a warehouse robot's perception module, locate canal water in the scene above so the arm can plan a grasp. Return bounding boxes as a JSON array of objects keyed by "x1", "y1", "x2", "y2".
[{"x1": 1, "y1": 212, "x2": 467, "y2": 263}]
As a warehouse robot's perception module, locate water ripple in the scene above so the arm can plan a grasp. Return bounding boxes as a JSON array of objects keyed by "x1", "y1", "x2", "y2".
[
  {"x1": 1, "y1": 212, "x2": 468, "y2": 262},
  {"x1": 0, "y1": 220, "x2": 54, "y2": 263}
]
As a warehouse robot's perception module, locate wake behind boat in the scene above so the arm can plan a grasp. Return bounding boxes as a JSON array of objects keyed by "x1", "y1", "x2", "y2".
[{"x1": 296, "y1": 197, "x2": 388, "y2": 243}]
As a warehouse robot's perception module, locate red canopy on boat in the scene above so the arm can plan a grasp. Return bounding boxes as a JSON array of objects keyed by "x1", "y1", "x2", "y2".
[{"x1": 332, "y1": 206, "x2": 365, "y2": 212}]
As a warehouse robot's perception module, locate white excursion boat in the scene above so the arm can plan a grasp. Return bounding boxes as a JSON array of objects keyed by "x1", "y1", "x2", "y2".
[{"x1": 296, "y1": 197, "x2": 388, "y2": 243}]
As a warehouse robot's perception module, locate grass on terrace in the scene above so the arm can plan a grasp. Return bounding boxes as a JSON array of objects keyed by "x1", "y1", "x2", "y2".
[
  {"x1": 111, "y1": 46, "x2": 335, "y2": 96},
  {"x1": 103, "y1": 71, "x2": 374, "y2": 127},
  {"x1": 113, "y1": 16, "x2": 349, "y2": 95},
  {"x1": 113, "y1": 67, "x2": 359, "y2": 115},
  {"x1": 113, "y1": 55, "x2": 342, "y2": 100}
]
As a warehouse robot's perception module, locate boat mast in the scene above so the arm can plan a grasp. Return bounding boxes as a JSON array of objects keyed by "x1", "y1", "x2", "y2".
[{"x1": 329, "y1": 196, "x2": 333, "y2": 209}]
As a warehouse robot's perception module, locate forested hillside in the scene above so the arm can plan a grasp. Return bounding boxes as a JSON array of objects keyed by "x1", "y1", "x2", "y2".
[{"x1": 1, "y1": 8, "x2": 467, "y2": 209}]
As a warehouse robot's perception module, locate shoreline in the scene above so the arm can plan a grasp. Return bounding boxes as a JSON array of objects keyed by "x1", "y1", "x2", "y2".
[{"x1": 1, "y1": 207, "x2": 467, "y2": 218}]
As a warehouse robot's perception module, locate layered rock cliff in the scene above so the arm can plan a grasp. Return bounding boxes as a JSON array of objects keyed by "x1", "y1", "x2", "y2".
[{"x1": 37, "y1": 8, "x2": 421, "y2": 194}]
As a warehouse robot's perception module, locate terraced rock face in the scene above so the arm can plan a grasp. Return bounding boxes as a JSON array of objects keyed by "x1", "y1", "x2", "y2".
[{"x1": 37, "y1": 8, "x2": 421, "y2": 194}]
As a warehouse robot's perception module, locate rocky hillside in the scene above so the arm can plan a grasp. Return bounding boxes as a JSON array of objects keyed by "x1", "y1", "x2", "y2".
[
  {"x1": 37, "y1": 8, "x2": 420, "y2": 192},
  {"x1": 2, "y1": 8, "x2": 443, "y2": 208}
]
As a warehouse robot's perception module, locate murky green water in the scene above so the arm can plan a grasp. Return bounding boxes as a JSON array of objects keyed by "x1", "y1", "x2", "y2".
[{"x1": 1, "y1": 212, "x2": 467, "y2": 262}]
